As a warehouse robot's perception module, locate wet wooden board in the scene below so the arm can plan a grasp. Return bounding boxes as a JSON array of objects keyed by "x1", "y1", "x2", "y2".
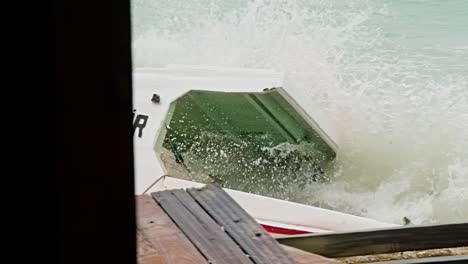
[
  {"x1": 152, "y1": 189, "x2": 252, "y2": 264},
  {"x1": 369, "y1": 255, "x2": 468, "y2": 264},
  {"x1": 277, "y1": 222, "x2": 468, "y2": 258},
  {"x1": 136, "y1": 195, "x2": 207, "y2": 264},
  {"x1": 188, "y1": 185, "x2": 296, "y2": 264}
]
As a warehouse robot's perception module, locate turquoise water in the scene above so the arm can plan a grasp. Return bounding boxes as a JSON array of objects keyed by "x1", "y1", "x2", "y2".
[{"x1": 131, "y1": 0, "x2": 468, "y2": 225}]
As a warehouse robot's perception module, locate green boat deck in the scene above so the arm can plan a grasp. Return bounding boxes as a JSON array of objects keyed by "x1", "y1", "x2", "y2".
[{"x1": 155, "y1": 87, "x2": 337, "y2": 197}]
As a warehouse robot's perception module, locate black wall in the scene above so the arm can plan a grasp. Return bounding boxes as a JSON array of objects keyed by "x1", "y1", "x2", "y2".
[{"x1": 55, "y1": 0, "x2": 135, "y2": 263}]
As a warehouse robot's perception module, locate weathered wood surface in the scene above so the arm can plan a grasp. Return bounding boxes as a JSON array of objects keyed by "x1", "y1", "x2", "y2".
[
  {"x1": 368, "y1": 255, "x2": 468, "y2": 264},
  {"x1": 281, "y1": 245, "x2": 341, "y2": 264},
  {"x1": 277, "y1": 223, "x2": 468, "y2": 258},
  {"x1": 136, "y1": 195, "x2": 207, "y2": 264},
  {"x1": 339, "y1": 246, "x2": 468, "y2": 264},
  {"x1": 152, "y1": 190, "x2": 252, "y2": 264},
  {"x1": 188, "y1": 185, "x2": 296, "y2": 264},
  {"x1": 137, "y1": 191, "x2": 341, "y2": 264}
]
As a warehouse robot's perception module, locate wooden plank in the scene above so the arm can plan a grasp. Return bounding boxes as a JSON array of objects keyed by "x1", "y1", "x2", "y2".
[
  {"x1": 137, "y1": 230, "x2": 165, "y2": 264},
  {"x1": 277, "y1": 223, "x2": 468, "y2": 258},
  {"x1": 337, "y1": 246, "x2": 468, "y2": 263},
  {"x1": 281, "y1": 245, "x2": 340, "y2": 264},
  {"x1": 136, "y1": 195, "x2": 207, "y2": 264},
  {"x1": 188, "y1": 185, "x2": 296, "y2": 264},
  {"x1": 152, "y1": 190, "x2": 252, "y2": 264},
  {"x1": 369, "y1": 255, "x2": 468, "y2": 264}
]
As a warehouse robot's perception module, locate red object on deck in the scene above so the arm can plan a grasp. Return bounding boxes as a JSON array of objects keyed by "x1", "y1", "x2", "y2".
[{"x1": 260, "y1": 224, "x2": 312, "y2": 235}]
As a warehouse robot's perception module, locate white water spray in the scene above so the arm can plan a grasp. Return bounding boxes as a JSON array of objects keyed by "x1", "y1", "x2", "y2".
[{"x1": 132, "y1": 0, "x2": 468, "y2": 225}]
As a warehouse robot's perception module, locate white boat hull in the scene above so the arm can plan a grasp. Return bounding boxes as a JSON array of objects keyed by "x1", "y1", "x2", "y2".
[
  {"x1": 133, "y1": 65, "x2": 398, "y2": 236},
  {"x1": 149, "y1": 176, "x2": 398, "y2": 237}
]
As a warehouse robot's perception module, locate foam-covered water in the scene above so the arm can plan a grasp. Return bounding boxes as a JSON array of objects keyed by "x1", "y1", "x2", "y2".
[{"x1": 131, "y1": 0, "x2": 468, "y2": 225}]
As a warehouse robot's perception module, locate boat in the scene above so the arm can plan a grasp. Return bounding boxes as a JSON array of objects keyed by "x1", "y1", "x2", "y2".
[{"x1": 132, "y1": 64, "x2": 398, "y2": 237}]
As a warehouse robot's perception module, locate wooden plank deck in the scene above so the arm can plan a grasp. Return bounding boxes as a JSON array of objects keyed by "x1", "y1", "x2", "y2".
[
  {"x1": 152, "y1": 189, "x2": 252, "y2": 264},
  {"x1": 187, "y1": 185, "x2": 295, "y2": 264},
  {"x1": 137, "y1": 184, "x2": 468, "y2": 264},
  {"x1": 137, "y1": 184, "x2": 338, "y2": 264},
  {"x1": 136, "y1": 195, "x2": 207, "y2": 264}
]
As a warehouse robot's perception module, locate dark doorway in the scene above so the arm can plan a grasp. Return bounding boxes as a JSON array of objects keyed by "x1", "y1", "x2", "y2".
[{"x1": 56, "y1": 0, "x2": 135, "y2": 263}]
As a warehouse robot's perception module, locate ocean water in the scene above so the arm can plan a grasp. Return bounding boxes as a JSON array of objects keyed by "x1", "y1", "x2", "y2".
[{"x1": 131, "y1": 0, "x2": 468, "y2": 225}]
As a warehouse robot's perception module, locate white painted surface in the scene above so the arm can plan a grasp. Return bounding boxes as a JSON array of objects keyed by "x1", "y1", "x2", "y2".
[
  {"x1": 132, "y1": 65, "x2": 283, "y2": 194},
  {"x1": 151, "y1": 176, "x2": 398, "y2": 232},
  {"x1": 132, "y1": 65, "x2": 395, "y2": 232}
]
